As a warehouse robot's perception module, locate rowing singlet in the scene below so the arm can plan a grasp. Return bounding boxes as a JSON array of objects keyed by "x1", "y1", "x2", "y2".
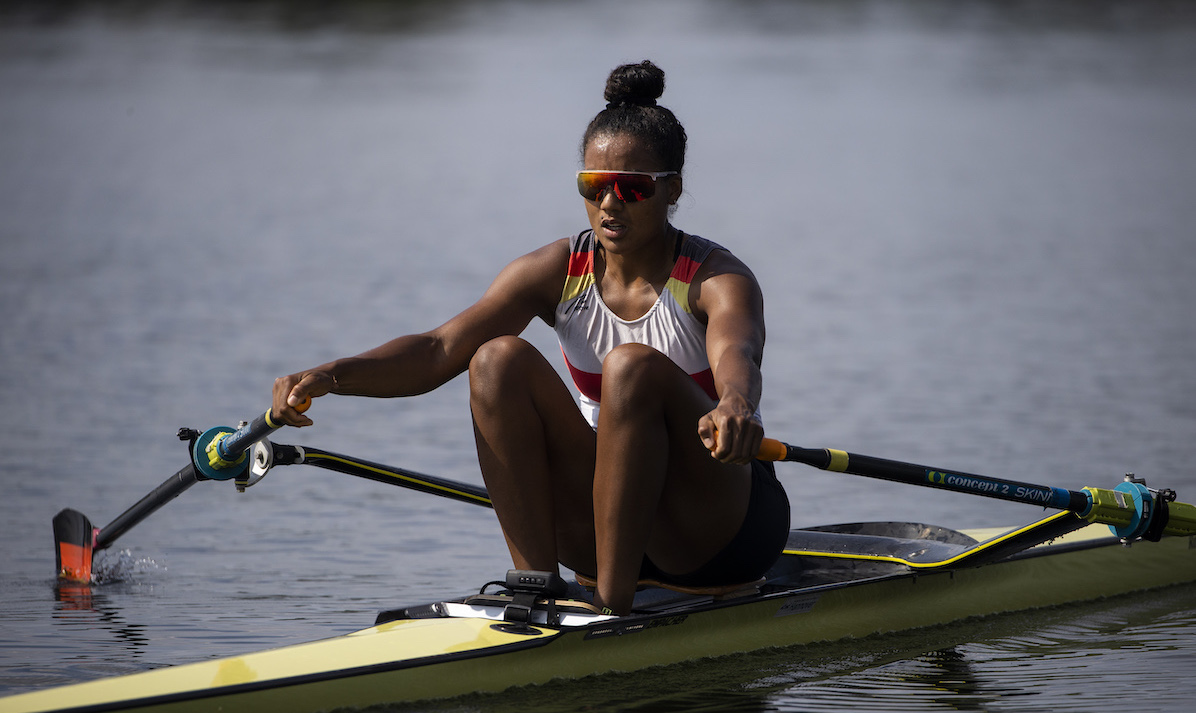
[{"x1": 555, "y1": 230, "x2": 723, "y2": 427}]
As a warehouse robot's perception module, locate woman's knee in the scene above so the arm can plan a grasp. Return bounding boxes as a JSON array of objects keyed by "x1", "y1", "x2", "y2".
[
  {"x1": 599, "y1": 344, "x2": 676, "y2": 411},
  {"x1": 470, "y1": 335, "x2": 532, "y2": 377},
  {"x1": 469, "y1": 336, "x2": 534, "y2": 396},
  {"x1": 601, "y1": 343, "x2": 671, "y2": 387}
]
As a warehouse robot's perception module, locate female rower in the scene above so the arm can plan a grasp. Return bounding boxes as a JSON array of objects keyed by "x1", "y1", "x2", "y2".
[{"x1": 272, "y1": 60, "x2": 790, "y2": 615}]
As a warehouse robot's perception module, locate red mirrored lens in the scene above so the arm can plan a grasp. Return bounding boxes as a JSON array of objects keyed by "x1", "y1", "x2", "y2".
[{"x1": 577, "y1": 172, "x2": 658, "y2": 203}]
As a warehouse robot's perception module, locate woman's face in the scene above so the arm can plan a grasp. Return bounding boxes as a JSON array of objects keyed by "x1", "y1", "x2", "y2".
[{"x1": 581, "y1": 133, "x2": 682, "y2": 257}]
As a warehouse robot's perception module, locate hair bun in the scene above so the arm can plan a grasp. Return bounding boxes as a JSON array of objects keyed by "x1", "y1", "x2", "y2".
[{"x1": 604, "y1": 60, "x2": 665, "y2": 109}]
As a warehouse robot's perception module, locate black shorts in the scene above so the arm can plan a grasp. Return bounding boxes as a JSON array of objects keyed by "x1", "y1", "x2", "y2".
[{"x1": 641, "y1": 459, "x2": 790, "y2": 587}]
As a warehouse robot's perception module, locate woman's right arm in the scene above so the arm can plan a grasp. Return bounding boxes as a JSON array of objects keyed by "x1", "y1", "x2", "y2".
[{"x1": 272, "y1": 239, "x2": 569, "y2": 426}]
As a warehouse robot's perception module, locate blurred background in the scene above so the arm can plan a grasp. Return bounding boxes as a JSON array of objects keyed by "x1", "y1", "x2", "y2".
[{"x1": 2, "y1": 1, "x2": 1195, "y2": 710}]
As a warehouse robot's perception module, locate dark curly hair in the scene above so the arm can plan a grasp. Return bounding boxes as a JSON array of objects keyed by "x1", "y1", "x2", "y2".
[{"x1": 580, "y1": 60, "x2": 688, "y2": 174}]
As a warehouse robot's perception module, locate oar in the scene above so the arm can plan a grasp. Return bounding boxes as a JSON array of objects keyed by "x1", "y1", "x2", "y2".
[
  {"x1": 53, "y1": 399, "x2": 310, "y2": 583},
  {"x1": 259, "y1": 419, "x2": 1195, "y2": 544},
  {"x1": 755, "y1": 437, "x2": 1196, "y2": 542},
  {"x1": 264, "y1": 443, "x2": 493, "y2": 508}
]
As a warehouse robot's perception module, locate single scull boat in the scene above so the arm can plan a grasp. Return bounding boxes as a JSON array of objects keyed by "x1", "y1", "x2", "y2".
[{"x1": 4, "y1": 404, "x2": 1195, "y2": 713}]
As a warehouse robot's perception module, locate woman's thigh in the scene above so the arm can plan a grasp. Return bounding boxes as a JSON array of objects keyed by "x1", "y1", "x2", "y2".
[
  {"x1": 469, "y1": 336, "x2": 599, "y2": 569},
  {"x1": 595, "y1": 344, "x2": 754, "y2": 575}
]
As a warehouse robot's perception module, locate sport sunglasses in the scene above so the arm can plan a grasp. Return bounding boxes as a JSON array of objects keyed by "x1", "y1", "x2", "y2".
[{"x1": 576, "y1": 170, "x2": 678, "y2": 203}]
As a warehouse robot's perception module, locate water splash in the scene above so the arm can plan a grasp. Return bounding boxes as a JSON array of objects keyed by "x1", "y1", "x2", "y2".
[{"x1": 91, "y1": 549, "x2": 167, "y2": 585}]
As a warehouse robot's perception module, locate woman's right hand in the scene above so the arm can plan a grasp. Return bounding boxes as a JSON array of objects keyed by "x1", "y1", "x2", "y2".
[{"x1": 272, "y1": 370, "x2": 335, "y2": 427}]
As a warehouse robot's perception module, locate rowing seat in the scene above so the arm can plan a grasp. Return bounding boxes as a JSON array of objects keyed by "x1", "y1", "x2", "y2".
[{"x1": 574, "y1": 573, "x2": 765, "y2": 601}]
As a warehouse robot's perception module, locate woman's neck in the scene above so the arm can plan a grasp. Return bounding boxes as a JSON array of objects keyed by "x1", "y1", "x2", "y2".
[{"x1": 598, "y1": 225, "x2": 680, "y2": 288}]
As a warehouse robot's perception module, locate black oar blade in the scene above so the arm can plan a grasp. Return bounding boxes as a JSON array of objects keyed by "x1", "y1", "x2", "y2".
[{"x1": 53, "y1": 508, "x2": 94, "y2": 583}]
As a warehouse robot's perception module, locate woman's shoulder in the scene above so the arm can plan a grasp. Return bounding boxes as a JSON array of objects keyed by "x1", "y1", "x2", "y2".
[
  {"x1": 526, "y1": 231, "x2": 593, "y2": 260},
  {"x1": 507, "y1": 235, "x2": 573, "y2": 267},
  {"x1": 490, "y1": 235, "x2": 581, "y2": 305},
  {"x1": 517, "y1": 231, "x2": 600, "y2": 279},
  {"x1": 684, "y1": 233, "x2": 763, "y2": 314},
  {"x1": 683, "y1": 233, "x2": 754, "y2": 281}
]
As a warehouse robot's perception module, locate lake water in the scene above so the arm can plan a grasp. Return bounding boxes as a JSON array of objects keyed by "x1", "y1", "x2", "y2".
[{"x1": 2, "y1": 1, "x2": 1196, "y2": 710}]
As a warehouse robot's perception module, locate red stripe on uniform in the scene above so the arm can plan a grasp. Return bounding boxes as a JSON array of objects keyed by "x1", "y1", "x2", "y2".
[
  {"x1": 670, "y1": 254, "x2": 701, "y2": 284},
  {"x1": 691, "y1": 368, "x2": 718, "y2": 401},
  {"x1": 564, "y1": 358, "x2": 603, "y2": 401},
  {"x1": 567, "y1": 249, "x2": 593, "y2": 277},
  {"x1": 565, "y1": 353, "x2": 718, "y2": 404}
]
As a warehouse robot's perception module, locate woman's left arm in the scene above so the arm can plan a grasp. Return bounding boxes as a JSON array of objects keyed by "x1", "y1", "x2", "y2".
[{"x1": 692, "y1": 251, "x2": 767, "y2": 464}]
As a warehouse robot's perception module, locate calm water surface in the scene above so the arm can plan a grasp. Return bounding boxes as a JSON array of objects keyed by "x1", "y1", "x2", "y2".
[{"x1": 2, "y1": 1, "x2": 1196, "y2": 710}]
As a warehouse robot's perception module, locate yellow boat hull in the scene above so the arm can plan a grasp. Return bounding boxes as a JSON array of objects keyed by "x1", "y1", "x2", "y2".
[{"x1": 4, "y1": 523, "x2": 1194, "y2": 713}]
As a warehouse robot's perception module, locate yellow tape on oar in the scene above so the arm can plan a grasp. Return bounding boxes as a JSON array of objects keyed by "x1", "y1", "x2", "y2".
[
  {"x1": 755, "y1": 439, "x2": 849, "y2": 472},
  {"x1": 826, "y1": 449, "x2": 849, "y2": 472},
  {"x1": 205, "y1": 431, "x2": 247, "y2": 470}
]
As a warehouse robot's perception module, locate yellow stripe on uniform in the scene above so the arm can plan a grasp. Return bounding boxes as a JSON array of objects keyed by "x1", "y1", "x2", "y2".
[
  {"x1": 663, "y1": 277, "x2": 692, "y2": 314},
  {"x1": 560, "y1": 272, "x2": 595, "y2": 304}
]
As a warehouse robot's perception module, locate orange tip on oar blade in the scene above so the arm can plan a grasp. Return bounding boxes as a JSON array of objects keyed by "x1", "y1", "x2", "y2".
[
  {"x1": 52, "y1": 509, "x2": 94, "y2": 583},
  {"x1": 56, "y1": 542, "x2": 92, "y2": 582}
]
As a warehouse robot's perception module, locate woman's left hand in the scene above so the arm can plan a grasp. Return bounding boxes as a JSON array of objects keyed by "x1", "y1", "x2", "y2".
[{"x1": 698, "y1": 396, "x2": 763, "y2": 465}]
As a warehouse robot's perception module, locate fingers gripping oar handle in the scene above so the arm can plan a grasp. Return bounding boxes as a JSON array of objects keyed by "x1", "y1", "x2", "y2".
[
  {"x1": 192, "y1": 398, "x2": 311, "y2": 481},
  {"x1": 757, "y1": 438, "x2": 1196, "y2": 542}
]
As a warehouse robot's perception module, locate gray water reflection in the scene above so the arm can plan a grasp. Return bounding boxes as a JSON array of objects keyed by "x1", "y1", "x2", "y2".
[{"x1": 3, "y1": 1, "x2": 1196, "y2": 710}]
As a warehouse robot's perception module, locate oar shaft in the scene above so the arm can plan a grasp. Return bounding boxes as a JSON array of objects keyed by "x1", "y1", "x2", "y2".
[
  {"x1": 759, "y1": 437, "x2": 1196, "y2": 540},
  {"x1": 94, "y1": 463, "x2": 201, "y2": 551},
  {"x1": 760, "y1": 439, "x2": 1090, "y2": 512},
  {"x1": 273, "y1": 444, "x2": 493, "y2": 508}
]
